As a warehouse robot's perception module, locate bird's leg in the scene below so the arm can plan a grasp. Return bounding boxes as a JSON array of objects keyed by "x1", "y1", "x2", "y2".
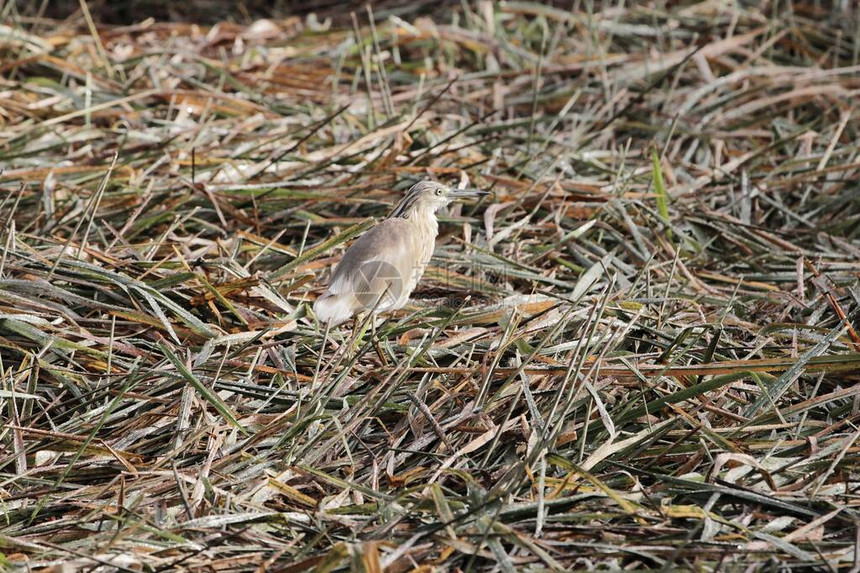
[
  {"x1": 312, "y1": 319, "x2": 332, "y2": 390},
  {"x1": 370, "y1": 313, "x2": 390, "y2": 366},
  {"x1": 350, "y1": 312, "x2": 373, "y2": 355},
  {"x1": 347, "y1": 315, "x2": 359, "y2": 356}
]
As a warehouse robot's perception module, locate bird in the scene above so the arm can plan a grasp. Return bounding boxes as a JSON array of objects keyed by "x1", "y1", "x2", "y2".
[{"x1": 313, "y1": 181, "x2": 488, "y2": 325}]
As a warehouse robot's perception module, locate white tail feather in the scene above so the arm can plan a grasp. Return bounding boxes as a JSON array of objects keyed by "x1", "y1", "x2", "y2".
[{"x1": 313, "y1": 293, "x2": 356, "y2": 325}]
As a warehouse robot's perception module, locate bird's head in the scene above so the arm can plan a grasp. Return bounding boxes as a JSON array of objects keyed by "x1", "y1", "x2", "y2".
[{"x1": 389, "y1": 180, "x2": 488, "y2": 219}]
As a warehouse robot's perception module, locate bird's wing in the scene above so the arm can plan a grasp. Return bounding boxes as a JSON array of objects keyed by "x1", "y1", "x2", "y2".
[
  {"x1": 315, "y1": 219, "x2": 422, "y2": 323},
  {"x1": 327, "y1": 219, "x2": 416, "y2": 291},
  {"x1": 325, "y1": 218, "x2": 417, "y2": 305}
]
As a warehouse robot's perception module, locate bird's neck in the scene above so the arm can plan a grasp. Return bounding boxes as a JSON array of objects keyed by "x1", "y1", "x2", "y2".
[{"x1": 406, "y1": 206, "x2": 439, "y2": 239}]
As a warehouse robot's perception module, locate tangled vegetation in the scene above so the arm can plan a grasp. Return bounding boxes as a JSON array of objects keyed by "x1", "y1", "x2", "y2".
[{"x1": 0, "y1": 1, "x2": 859, "y2": 570}]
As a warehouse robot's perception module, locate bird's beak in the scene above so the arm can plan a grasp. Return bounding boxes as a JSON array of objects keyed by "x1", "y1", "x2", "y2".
[{"x1": 448, "y1": 187, "x2": 490, "y2": 199}]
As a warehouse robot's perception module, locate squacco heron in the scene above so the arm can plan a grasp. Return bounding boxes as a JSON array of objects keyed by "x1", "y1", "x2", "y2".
[{"x1": 314, "y1": 181, "x2": 488, "y2": 325}]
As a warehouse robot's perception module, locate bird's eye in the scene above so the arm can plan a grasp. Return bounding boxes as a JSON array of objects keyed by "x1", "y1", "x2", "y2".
[{"x1": 435, "y1": 188, "x2": 443, "y2": 196}]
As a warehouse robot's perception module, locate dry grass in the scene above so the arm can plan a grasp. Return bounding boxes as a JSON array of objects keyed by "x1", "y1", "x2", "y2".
[{"x1": 1, "y1": 1, "x2": 859, "y2": 571}]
